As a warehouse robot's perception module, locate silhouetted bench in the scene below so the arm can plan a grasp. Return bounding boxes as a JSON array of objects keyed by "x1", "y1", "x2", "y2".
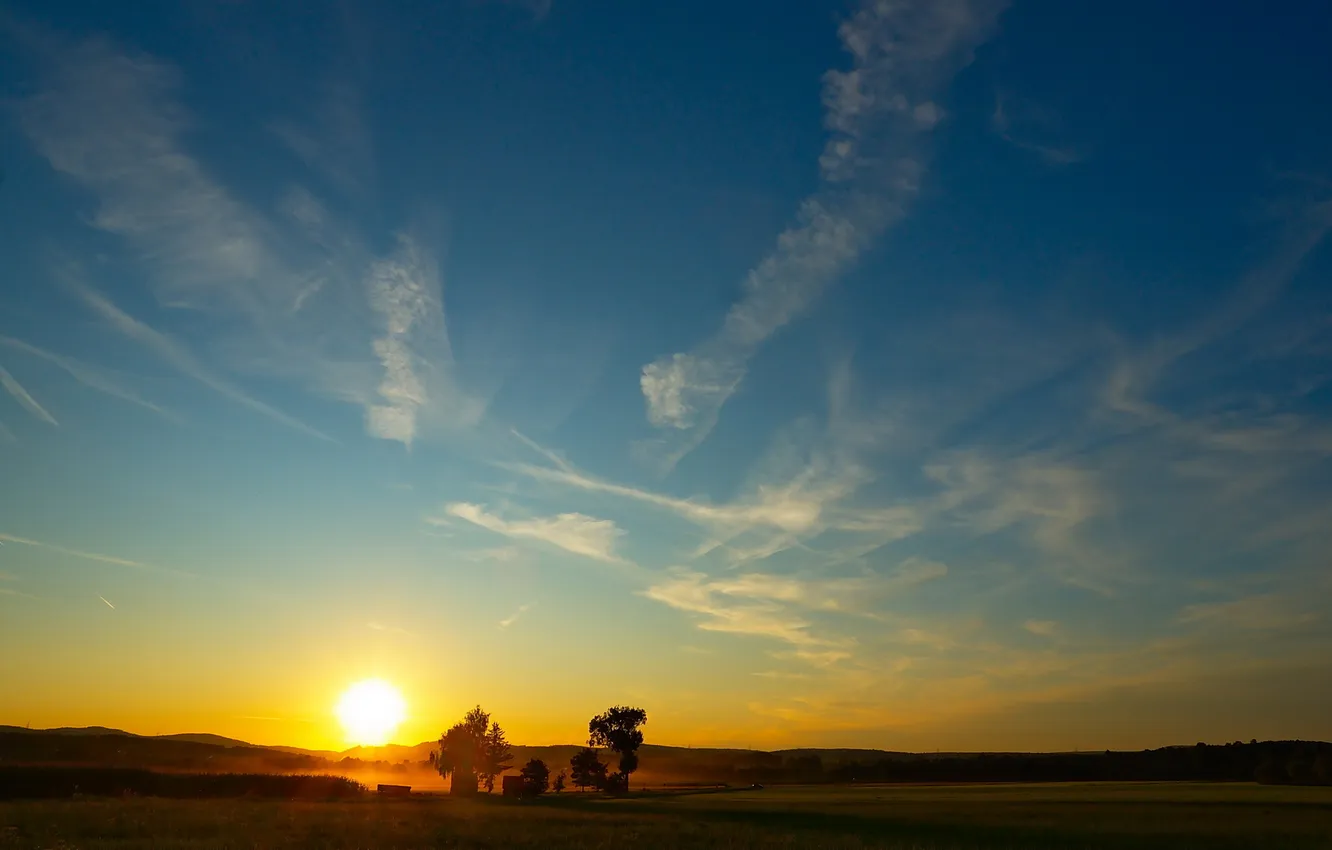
[{"x1": 377, "y1": 784, "x2": 411, "y2": 797}]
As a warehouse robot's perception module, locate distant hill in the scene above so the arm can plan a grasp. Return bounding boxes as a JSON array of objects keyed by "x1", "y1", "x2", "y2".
[
  {"x1": 0, "y1": 726, "x2": 133, "y2": 737},
  {"x1": 0, "y1": 728, "x2": 327, "y2": 775},
  {"x1": 0, "y1": 726, "x2": 254, "y2": 749},
  {"x1": 153, "y1": 733, "x2": 257, "y2": 749},
  {"x1": 3, "y1": 726, "x2": 1327, "y2": 787}
]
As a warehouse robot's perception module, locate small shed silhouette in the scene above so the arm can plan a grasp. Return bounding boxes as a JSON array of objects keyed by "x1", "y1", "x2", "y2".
[
  {"x1": 501, "y1": 775, "x2": 525, "y2": 797},
  {"x1": 377, "y1": 784, "x2": 411, "y2": 797}
]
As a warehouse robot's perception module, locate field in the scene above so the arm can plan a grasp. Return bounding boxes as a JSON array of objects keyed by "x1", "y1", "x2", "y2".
[{"x1": 3, "y1": 782, "x2": 1332, "y2": 849}]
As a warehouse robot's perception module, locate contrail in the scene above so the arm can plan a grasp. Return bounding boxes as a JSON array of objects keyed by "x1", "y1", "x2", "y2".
[{"x1": 98, "y1": 595, "x2": 115, "y2": 609}]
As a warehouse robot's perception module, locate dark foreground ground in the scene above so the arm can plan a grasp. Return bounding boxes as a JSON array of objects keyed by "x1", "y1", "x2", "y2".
[{"x1": 3, "y1": 782, "x2": 1332, "y2": 849}]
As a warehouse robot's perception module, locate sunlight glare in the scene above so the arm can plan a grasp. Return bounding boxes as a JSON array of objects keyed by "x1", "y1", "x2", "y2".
[{"x1": 335, "y1": 679, "x2": 406, "y2": 746}]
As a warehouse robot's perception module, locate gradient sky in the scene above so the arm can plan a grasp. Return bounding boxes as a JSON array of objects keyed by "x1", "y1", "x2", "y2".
[{"x1": 2, "y1": 0, "x2": 1331, "y2": 753}]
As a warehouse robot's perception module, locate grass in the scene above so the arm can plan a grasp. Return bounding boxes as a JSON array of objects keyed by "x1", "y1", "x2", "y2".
[{"x1": 2, "y1": 782, "x2": 1331, "y2": 848}]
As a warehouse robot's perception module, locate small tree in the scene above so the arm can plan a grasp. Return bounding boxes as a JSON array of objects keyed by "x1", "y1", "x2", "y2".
[
  {"x1": 569, "y1": 747, "x2": 607, "y2": 792},
  {"x1": 552, "y1": 770, "x2": 566, "y2": 793},
  {"x1": 520, "y1": 758, "x2": 550, "y2": 796},
  {"x1": 480, "y1": 722, "x2": 513, "y2": 793},
  {"x1": 588, "y1": 705, "x2": 648, "y2": 792}
]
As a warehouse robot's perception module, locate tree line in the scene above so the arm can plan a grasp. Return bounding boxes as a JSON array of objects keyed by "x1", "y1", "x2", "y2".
[
  {"x1": 430, "y1": 705, "x2": 647, "y2": 796},
  {"x1": 724, "y1": 741, "x2": 1332, "y2": 786}
]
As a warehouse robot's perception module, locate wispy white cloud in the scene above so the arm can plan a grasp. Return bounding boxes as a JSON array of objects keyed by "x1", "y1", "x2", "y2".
[
  {"x1": 644, "y1": 570, "x2": 829, "y2": 647},
  {"x1": 459, "y1": 545, "x2": 525, "y2": 564},
  {"x1": 0, "y1": 335, "x2": 174, "y2": 421},
  {"x1": 509, "y1": 390, "x2": 924, "y2": 559},
  {"x1": 927, "y1": 452, "x2": 1121, "y2": 592},
  {"x1": 440, "y1": 503, "x2": 625, "y2": 563},
  {"x1": 71, "y1": 281, "x2": 334, "y2": 442},
  {"x1": 19, "y1": 38, "x2": 283, "y2": 316},
  {"x1": 18, "y1": 34, "x2": 479, "y2": 447},
  {"x1": 643, "y1": 559, "x2": 944, "y2": 657},
  {"x1": 992, "y1": 94, "x2": 1082, "y2": 165},
  {"x1": 1178, "y1": 596, "x2": 1318, "y2": 631},
  {"x1": 365, "y1": 235, "x2": 481, "y2": 446},
  {"x1": 1104, "y1": 202, "x2": 1332, "y2": 427},
  {"x1": 511, "y1": 462, "x2": 832, "y2": 534},
  {"x1": 639, "y1": 0, "x2": 1005, "y2": 466},
  {"x1": 366, "y1": 620, "x2": 411, "y2": 635},
  {"x1": 272, "y1": 81, "x2": 375, "y2": 197},
  {"x1": 0, "y1": 532, "x2": 186, "y2": 576},
  {"x1": 499, "y1": 603, "x2": 533, "y2": 629},
  {"x1": 503, "y1": 375, "x2": 951, "y2": 613},
  {"x1": 0, "y1": 366, "x2": 58, "y2": 426},
  {"x1": 1023, "y1": 619, "x2": 1059, "y2": 637}
]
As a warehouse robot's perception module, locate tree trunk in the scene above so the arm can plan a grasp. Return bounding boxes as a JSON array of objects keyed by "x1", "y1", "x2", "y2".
[{"x1": 449, "y1": 770, "x2": 477, "y2": 796}]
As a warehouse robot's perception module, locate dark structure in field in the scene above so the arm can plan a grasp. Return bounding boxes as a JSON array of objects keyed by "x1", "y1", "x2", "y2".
[
  {"x1": 501, "y1": 775, "x2": 524, "y2": 797},
  {"x1": 377, "y1": 784, "x2": 410, "y2": 797}
]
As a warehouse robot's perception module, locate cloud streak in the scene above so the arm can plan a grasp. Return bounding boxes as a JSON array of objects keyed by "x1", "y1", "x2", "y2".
[
  {"x1": 0, "y1": 532, "x2": 187, "y2": 576},
  {"x1": 639, "y1": 0, "x2": 1005, "y2": 465},
  {"x1": 0, "y1": 366, "x2": 58, "y2": 426},
  {"x1": 0, "y1": 335, "x2": 174, "y2": 421},
  {"x1": 992, "y1": 94, "x2": 1082, "y2": 165},
  {"x1": 1105, "y1": 202, "x2": 1332, "y2": 426},
  {"x1": 440, "y1": 503, "x2": 626, "y2": 563},
  {"x1": 499, "y1": 603, "x2": 533, "y2": 628},
  {"x1": 272, "y1": 81, "x2": 375, "y2": 197},
  {"x1": 366, "y1": 621, "x2": 411, "y2": 635},
  {"x1": 71, "y1": 281, "x2": 334, "y2": 442}
]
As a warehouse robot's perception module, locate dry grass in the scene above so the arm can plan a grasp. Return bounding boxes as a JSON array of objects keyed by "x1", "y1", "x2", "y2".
[{"x1": 2, "y1": 781, "x2": 1331, "y2": 848}]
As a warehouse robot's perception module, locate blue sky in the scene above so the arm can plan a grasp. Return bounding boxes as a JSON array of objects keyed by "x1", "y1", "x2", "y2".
[{"x1": 1, "y1": 0, "x2": 1331, "y2": 751}]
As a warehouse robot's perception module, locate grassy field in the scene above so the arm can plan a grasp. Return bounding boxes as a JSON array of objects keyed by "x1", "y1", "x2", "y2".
[{"x1": 2, "y1": 782, "x2": 1331, "y2": 849}]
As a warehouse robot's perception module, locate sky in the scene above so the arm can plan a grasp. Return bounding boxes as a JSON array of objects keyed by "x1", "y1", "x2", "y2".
[{"x1": 1, "y1": 0, "x2": 1331, "y2": 754}]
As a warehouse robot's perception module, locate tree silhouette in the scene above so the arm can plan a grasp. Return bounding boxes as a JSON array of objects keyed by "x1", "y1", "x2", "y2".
[
  {"x1": 520, "y1": 758, "x2": 550, "y2": 796},
  {"x1": 588, "y1": 705, "x2": 647, "y2": 791},
  {"x1": 480, "y1": 721, "x2": 513, "y2": 792},
  {"x1": 569, "y1": 747, "x2": 607, "y2": 792},
  {"x1": 1315, "y1": 751, "x2": 1332, "y2": 785},
  {"x1": 429, "y1": 706, "x2": 510, "y2": 795},
  {"x1": 552, "y1": 769, "x2": 566, "y2": 793}
]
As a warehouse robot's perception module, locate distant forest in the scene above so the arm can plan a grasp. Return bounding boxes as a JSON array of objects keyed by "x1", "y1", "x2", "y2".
[{"x1": 737, "y1": 741, "x2": 1332, "y2": 786}]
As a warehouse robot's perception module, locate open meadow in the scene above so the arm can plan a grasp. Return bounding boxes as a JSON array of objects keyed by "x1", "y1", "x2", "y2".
[{"x1": 3, "y1": 782, "x2": 1332, "y2": 850}]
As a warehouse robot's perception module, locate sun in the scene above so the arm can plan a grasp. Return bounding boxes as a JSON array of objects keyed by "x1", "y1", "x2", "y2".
[{"x1": 335, "y1": 679, "x2": 406, "y2": 746}]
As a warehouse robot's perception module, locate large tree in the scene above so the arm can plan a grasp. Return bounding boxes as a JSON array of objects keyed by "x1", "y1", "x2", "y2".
[
  {"x1": 588, "y1": 705, "x2": 647, "y2": 791},
  {"x1": 569, "y1": 747, "x2": 607, "y2": 792},
  {"x1": 430, "y1": 706, "x2": 511, "y2": 795}
]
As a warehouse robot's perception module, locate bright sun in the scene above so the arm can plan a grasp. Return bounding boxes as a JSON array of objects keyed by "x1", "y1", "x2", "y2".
[{"x1": 336, "y1": 679, "x2": 406, "y2": 746}]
